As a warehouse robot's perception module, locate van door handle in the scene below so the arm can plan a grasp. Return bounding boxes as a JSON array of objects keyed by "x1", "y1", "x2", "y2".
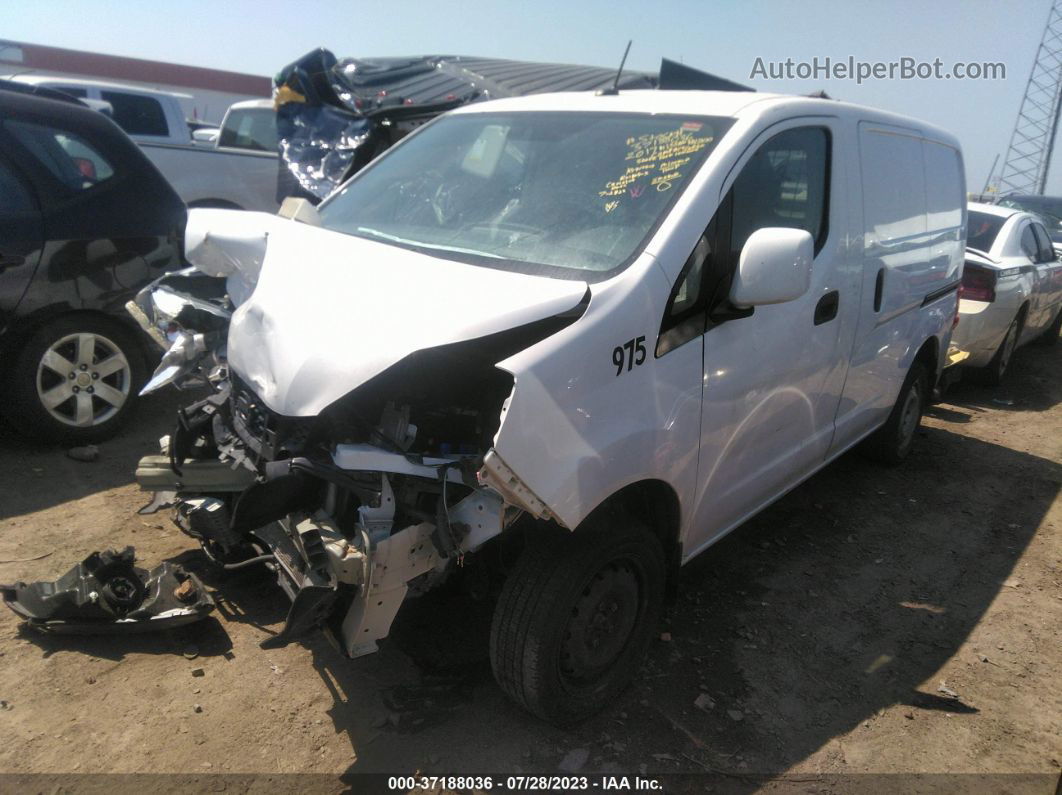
[
  {"x1": 873, "y1": 268, "x2": 885, "y2": 312},
  {"x1": 814, "y1": 290, "x2": 839, "y2": 325}
]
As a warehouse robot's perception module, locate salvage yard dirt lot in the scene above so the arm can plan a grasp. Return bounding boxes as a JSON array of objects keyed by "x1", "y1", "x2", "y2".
[{"x1": 0, "y1": 342, "x2": 1060, "y2": 792}]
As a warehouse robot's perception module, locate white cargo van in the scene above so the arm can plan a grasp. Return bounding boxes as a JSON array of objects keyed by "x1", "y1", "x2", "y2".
[{"x1": 130, "y1": 90, "x2": 965, "y2": 724}]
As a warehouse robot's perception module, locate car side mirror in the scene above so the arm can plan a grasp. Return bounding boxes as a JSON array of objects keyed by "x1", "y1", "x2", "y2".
[
  {"x1": 192, "y1": 128, "x2": 219, "y2": 144},
  {"x1": 729, "y1": 227, "x2": 813, "y2": 308}
]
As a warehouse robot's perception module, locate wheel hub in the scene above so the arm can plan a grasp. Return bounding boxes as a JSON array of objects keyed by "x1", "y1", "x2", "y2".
[
  {"x1": 35, "y1": 332, "x2": 131, "y2": 428},
  {"x1": 899, "y1": 385, "x2": 921, "y2": 443},
  {"x1": 560, "y1": 561, "x2": 640, "y2": 684}
]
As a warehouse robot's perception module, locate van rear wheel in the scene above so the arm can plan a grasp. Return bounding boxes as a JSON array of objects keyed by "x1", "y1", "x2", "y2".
[
  {"x1": 490, "y1": 518, "x2": 665, "y2": 725},
  {"x1": 860, "y1": 361, "x2": 928, "y2": 465}
]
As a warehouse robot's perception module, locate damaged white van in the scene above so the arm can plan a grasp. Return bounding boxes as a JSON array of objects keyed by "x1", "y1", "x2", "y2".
[{"x1": 132, "y1": 90, "x2": 965, "y2": 724}]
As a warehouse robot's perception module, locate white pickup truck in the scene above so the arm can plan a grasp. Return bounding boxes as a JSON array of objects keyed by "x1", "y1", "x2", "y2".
[{"x1": 8, "y1": 76, "x2": 278, "y2": 212}]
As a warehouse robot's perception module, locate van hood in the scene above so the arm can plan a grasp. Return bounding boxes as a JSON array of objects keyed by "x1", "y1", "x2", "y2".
[{"x1": 206, "y1": 214, "x2": 588, "y2": 417}]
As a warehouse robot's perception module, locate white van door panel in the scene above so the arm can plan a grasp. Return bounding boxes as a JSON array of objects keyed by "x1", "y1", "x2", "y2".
[
  {"x1": 684, "y1": 119, "x2": 850, "y2": 557},
  {"x1": 831, "y1": 125, "x2": 962, "y2": 450}
]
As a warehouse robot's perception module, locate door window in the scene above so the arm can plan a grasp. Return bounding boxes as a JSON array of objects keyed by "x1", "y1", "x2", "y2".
[
  {"x1": 730, "y1": 127, "x2": 830, "y2": 261},
  {"x1": 5, "y1": 120, "x2": 115, "y2": 192},
  {"x1": 1031, "y1": 222, "x2": 1056, "y2": 262},
  {"x1": 656, "y1": 232, "x2": 712, "y2": 356},
  {"x1": 1020, "y1": 224, "x2": 1039, "y2": 261},
  {"x1": 218, "y1": 108, "x2": 278, "y2": 152},
  {"x1": 655, "y1": 126, "x2": 830, "y2": 356}
]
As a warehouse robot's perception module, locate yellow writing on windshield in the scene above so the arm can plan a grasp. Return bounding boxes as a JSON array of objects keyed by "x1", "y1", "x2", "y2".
[{"x1": 599, "y1": 128, "x2": 712, "y2": 204}]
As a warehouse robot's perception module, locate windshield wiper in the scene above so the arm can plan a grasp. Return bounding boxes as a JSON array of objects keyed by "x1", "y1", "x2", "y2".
[{"x1": 355, "y1": 227, "x2": 504, "y2": 259}]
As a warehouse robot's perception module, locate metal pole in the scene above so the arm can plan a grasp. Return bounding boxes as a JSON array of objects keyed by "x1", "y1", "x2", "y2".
[
  {"x1": 1040, "y1": 61, "x2": 1062, "y2": 193},
  {"x1": 982, "y1": 153, "x2": 1000, "y2": 195}
]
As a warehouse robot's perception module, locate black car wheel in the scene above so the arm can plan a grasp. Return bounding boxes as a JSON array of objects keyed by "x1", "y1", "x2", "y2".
[
  {"x1": 6, "y1": 315, "x2": 145, "y2": 444},
  {"x1": 973, "y1": 314, "x2": 1021, "y2": 386},
  {"x1": 1036, "y1": 307, "x2": 1062, "y2": 346},
  {"x1": 490, "y1": 517, "x2": 665, "y2": 725}
]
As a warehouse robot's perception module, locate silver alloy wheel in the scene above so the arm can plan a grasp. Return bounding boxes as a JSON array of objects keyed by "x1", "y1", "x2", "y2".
[{"x1": 35, "y1": 332, "x2": 131, "y2": 427}]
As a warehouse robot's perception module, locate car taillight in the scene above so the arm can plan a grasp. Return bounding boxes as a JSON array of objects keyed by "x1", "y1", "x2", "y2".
[{"x1": 961, "y1": 265, "x2": 996, "y2": 302}]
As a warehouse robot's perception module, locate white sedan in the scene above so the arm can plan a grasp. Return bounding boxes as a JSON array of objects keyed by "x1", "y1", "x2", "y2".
[{"x1": 951, "y1": 202, "x2": 1062, "y2": 384}]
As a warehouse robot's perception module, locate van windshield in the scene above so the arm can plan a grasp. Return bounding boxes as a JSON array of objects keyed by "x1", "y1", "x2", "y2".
[{"x1": 318, "y1": 111, "x2": 733, "y2": 278}]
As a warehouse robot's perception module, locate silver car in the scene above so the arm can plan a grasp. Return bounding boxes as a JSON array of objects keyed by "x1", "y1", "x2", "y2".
[{"x1": 952, "y1": 202, "x2": 1062, "y2": 384}]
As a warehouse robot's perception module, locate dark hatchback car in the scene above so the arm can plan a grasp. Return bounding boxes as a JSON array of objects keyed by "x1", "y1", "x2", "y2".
[{"x1": 0, "y1": 83, "x2": 185, "y2": 442}]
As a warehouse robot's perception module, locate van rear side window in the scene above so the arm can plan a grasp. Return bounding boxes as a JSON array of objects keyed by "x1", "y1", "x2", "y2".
[
  {"x1": 860, "y1": 126, "x2": 927, "y2": 246},
  {"x1": 923, "y1": 140, "x2": 963, "y2": 230}
]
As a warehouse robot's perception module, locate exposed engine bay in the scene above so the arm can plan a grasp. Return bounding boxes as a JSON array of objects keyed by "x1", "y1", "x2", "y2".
[{"x1": 125, "y1": 207, "x2": 587, "y2": 658}]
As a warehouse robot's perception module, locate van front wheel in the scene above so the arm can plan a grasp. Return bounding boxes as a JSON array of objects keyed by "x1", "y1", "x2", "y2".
[
  {"x1": 490, "y1": 518, "x2": 665, "y2": 725},
  {"x1": 860, "y1": 361, "x2": 928, "y2": 465}
]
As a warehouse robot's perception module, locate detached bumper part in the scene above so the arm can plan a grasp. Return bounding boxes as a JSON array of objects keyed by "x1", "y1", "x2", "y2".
[{"x1": 1, "y1": 547, "x2": 214, "y2": 634}]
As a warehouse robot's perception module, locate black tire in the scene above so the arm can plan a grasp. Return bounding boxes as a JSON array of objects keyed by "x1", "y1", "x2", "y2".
[
  {"x1": 860, "y1": 361, "x2": 929, "y2": 465},
  {"x1": 1035, "y1": 306, "x2": 1061, "y2": 346},
  {"x1": 490, "y1": 516, "x2": 665, "y2": 725},
  {"x1": 4, "y1": 315, "x2": 145, "y2": 444},
  {"x1": 971, "y1": 314, "x2": 1021, "y2": 386}
]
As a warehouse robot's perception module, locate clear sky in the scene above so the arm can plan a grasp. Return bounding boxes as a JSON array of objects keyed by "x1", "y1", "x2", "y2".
[{"x1": 4, "y1": 0, "x2": 1057, "y2": 193}]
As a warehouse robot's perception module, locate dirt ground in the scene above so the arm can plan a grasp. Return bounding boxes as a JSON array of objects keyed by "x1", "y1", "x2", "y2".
[{"x1": 0, "y1": 339, "x2": 1059, "y2": 793}]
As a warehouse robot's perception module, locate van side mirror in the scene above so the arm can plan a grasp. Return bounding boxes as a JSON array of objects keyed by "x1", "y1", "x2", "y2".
[
  {"x1": 278, "y1": 197, "x2": 322, "y2": 226},
  {"x1": 729, "y1": 227, "x2": 813, "y2": 308}
]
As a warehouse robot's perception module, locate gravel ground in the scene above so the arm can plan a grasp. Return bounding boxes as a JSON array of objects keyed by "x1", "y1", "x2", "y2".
[{"x1": 0, "y1": 340, "x2": 1059, "y2": 793}]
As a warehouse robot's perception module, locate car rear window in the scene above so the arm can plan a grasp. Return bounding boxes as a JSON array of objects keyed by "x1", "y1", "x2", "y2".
[
  {"x1": 5, "y1": 120, "x2": 116, "y2": 192},
  {"x1": 966, "y1": 210, "x2": 1006, "y2": 254},
  {"x1": 100, "y1": 91, "x2": 169, "y2": 137}
]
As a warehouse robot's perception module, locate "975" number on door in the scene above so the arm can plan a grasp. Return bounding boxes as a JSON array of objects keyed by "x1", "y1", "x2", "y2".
[{"x1": 612, "y1": 336, "x2": 647, "y2": 376}]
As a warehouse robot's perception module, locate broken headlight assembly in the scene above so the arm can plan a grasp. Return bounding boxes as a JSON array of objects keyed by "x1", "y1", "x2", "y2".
[{"x1": 126, "y1": 267, "x2": 233, "y2": 394}]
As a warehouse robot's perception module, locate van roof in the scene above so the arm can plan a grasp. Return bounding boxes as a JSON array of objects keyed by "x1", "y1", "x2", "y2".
[{"x1": 451, "y1": 89, "x2": 961, "y2": 148}]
